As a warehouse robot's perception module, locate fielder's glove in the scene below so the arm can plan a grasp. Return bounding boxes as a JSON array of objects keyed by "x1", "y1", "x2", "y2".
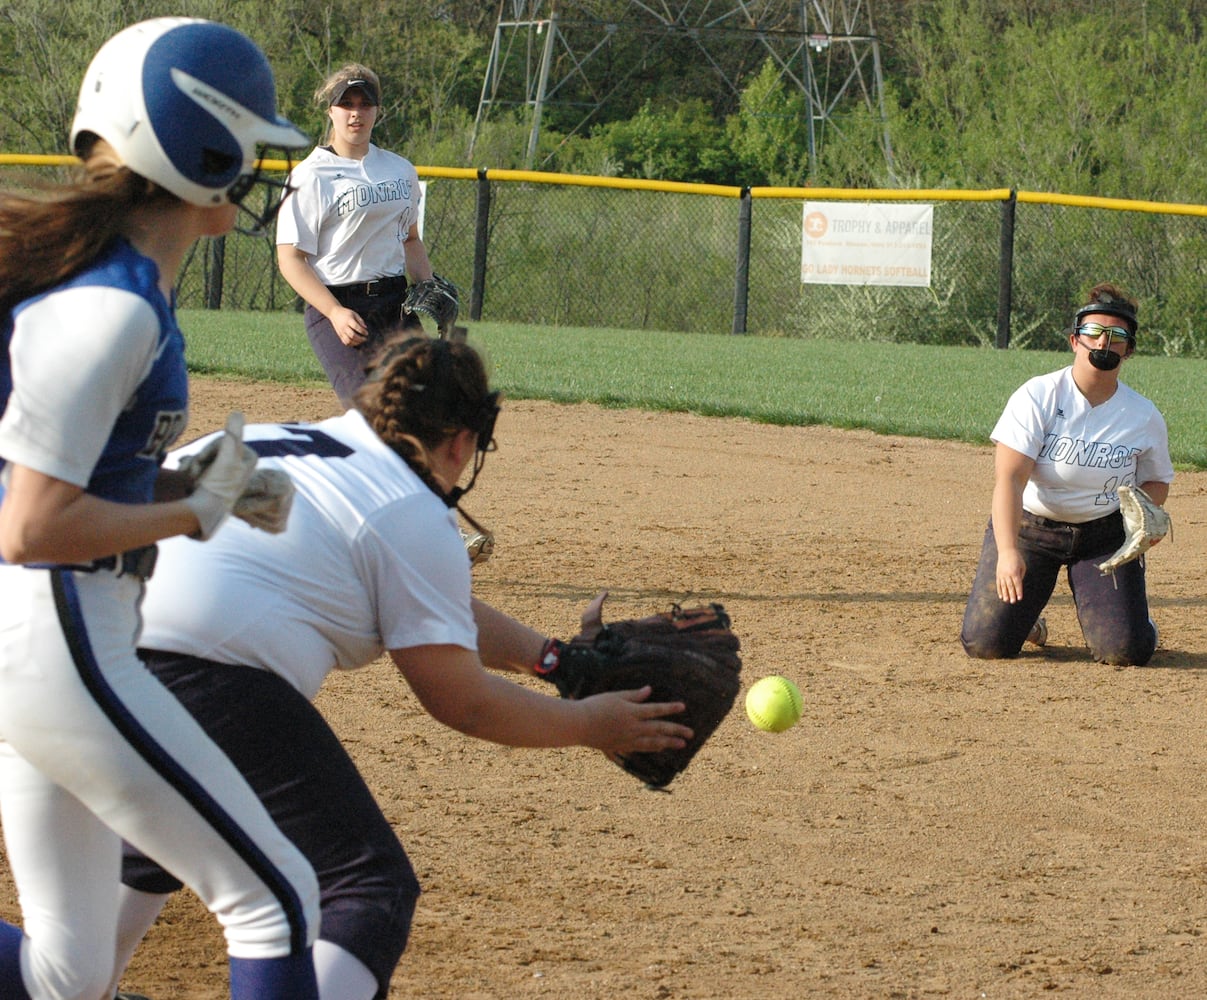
[
  {"x1": 535, "y1": 596, "x2": 741, "y2": 789},
  {"x1": 402, "y1": 273, "x2": 460, "y2": 338},
  {"x1": 1097, "y1": 483, "x2": 1171, "y2": 574}
]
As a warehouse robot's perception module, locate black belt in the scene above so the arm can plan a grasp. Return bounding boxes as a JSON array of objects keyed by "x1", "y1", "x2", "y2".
[
  {"x1": 328, "y1": 275, "x2": 408, "y2": 298},
  {"x1": 1022, "y1": 509, "x2": 1120, "y2": 531},
  {"x1": 50, "y1": 544, "x2": 159, "y2": 581},
  {"x1": 1022, "y1": 510, "x2": 1072, "y2": 530}
]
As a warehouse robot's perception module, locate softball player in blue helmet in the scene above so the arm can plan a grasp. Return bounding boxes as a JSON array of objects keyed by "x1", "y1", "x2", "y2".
[{"x1": 0, "y1": 18, "x2": 322, "y2": 999}]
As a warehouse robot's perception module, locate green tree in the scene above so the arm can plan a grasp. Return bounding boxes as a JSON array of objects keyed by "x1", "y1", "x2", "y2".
[
  {"x1": 886, "y1": 0, "x2": 1207, "y2": 201},
  {"x1": 0, "y1": 0, "x2": 249, "y2": 154},
  {"x1": 592, "y1": 98, "x2": 730, "y2": 184},
  {"x1": 725, "y1": 59, "x2": 810, "y2": 188},
  {"x1": 256, "y1": 0, "x2": 485, "y2": 155},
  {"x1": 8, "y1": 0, "x2": 1207, "y2": 200},
  {"x1": 0, "y1": 0, "x2": 486, "y2": 161}
]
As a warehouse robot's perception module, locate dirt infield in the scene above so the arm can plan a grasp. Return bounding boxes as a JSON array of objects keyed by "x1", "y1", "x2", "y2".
[{"x1": 5, "y1": 375, "x2": 1207, "y2": 999}]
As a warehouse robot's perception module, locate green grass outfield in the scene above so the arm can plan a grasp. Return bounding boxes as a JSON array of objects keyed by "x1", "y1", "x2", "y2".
[{"x1": 181, "y1": 309, "x2": 1207, "y2": 470}]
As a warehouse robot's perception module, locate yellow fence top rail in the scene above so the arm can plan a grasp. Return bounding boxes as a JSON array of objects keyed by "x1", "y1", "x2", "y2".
[
  {"x1": 3, "y1": 154, "x2": 1205, "y2": 215},
  {"x1": 0, "y1": 154, "x2": 79, "y2": 166},
  {"x1": 755, "y1": 186, "x2": 1015, "y2": 203},
  {"x1": 1015, "y1": 189, "x2": 1207, "y2": 218}
]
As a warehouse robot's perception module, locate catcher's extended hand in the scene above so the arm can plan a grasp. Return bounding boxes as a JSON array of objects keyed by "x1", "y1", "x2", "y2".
[
  {"x1": 535, "y1": 594, "x2": 741, "y2": 788},
  {"x1": 1097, "y1": 483, "x2": 1171, "y2": 574},
  {"x1": 402, "y1": 273, "x2": 460, "y2": 338}
]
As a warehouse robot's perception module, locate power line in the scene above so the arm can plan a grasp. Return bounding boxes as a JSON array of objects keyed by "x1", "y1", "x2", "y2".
[{"x1": 471, "y1": 0, "x2": 892, "y2": 176}]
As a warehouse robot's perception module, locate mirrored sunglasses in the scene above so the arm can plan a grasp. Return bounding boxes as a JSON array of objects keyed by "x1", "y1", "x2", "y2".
[{"x1": 1076, "y1": 322, "x2": 1132, "y2": 346}]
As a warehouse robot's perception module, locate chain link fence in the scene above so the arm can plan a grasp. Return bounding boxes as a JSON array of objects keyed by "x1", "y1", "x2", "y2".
[
  {"x1": 1008, "y1": 198, "x2": 1207, "y2": 356},
  {"x1": 5, "y1": 157, "x2": 1205, "y2": 357}
]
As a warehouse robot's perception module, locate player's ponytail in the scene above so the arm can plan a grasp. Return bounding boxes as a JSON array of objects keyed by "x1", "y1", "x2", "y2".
[{"x1": 0, "y1": 140, "x2": 172, "y2": 314}]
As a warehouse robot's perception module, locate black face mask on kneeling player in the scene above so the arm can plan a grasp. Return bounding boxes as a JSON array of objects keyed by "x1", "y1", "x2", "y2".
[{"x1": 1087, "y1": 347, "x2": 1123, "y2": 371}]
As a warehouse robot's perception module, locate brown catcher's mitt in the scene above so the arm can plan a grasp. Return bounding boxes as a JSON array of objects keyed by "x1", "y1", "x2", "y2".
[
  {"x1": 1097, "y1": 484, "x2": 1171, "y2": 574},
  {"x1": 535, "y1": 596, "x2": 741, "y2": 788}
]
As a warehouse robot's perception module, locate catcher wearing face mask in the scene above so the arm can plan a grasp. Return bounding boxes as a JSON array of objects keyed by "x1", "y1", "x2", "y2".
[{"x1": 960, "y1": 282, "x2": 1173, "y2": 666}]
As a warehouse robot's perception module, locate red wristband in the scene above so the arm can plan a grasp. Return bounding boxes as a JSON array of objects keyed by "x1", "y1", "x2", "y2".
[{"x1": 534, "y1": 638, "x2": 563, "y2": 676}]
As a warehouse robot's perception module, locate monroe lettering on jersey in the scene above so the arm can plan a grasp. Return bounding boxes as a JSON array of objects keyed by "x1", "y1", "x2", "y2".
[
  {"x1": 1039, "y1": 435, "x2": 1139, "y2": 470},
  {"x1": 992, "y1": 367, "x2": 1173, "y2": 524},
  {"x1": 334, "y1": 177, "x2": 415, "y2": 217}
]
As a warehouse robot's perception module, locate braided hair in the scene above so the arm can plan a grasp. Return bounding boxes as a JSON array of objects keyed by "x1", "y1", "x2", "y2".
[{"x1": 354, "y1": 335, "x2": 500, "y2": 533}]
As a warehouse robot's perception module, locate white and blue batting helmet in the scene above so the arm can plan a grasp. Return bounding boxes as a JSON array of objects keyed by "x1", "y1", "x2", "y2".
[{"x1": 70, "y1": 17, "x2": 309, "y2": 208}]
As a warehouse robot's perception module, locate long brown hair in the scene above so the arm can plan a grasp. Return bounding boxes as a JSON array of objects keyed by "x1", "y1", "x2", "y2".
[
  {"x1": 0, "y1": 140, "x2": 175, "y2": 314},
  {"x1": 355, "y1": 335, "x2": 500, "y2": 529}
]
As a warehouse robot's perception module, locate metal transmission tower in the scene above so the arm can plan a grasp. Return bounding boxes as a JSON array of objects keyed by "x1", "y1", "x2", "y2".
[{"x1": 471, "y1": 1, "x2": 892, "y2": 177}]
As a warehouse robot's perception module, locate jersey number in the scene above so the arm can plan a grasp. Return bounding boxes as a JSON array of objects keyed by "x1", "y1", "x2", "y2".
[{"x1": 246, "y1": 425, "x2": 354, "y2": 460}]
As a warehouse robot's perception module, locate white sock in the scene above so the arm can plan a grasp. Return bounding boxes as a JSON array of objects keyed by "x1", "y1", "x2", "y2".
[{"x1": 313, "y1": 938, "x2": 379, "y2": 1000}]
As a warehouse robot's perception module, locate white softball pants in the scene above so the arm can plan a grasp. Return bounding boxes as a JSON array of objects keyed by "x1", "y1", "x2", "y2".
[{"x1": 0, "y1": 565, "x2": 319, "y2": 999}]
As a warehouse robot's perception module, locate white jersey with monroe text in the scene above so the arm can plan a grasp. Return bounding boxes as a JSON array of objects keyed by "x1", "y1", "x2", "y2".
[
  {"x1": 275, "y1": 144, "x2": 421, "y2": 285},
  {"x1": 991, "y1": 366, "x2": 1173, "y2": 523}
]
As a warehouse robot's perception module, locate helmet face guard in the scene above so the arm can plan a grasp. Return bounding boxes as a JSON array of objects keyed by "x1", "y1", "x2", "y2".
[
  {"x1": 71, "y1": 18, "x2": 309, "y2": 223},
  {"x1": 227, "y1": 161, "x2": 298, "y2": 238}
]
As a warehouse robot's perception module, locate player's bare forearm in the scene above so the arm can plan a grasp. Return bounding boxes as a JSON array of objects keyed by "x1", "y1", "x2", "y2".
[
  {"x1": 0, "y1": 465, "x2": 197, "y2": 564},
  {"x1": 390, "y1": 643, "x2": 688, "y2": 751},
  {"x1": 276, "y1": 245, "x2": 342, "y2": 317},
  {"x1": 447, "y1": 674, "x2": 690, "y2": 753},
  {"x1": 1138, "y1": 480, "x2": 1169, "y2": 505},
  {"x1": 990, "y1": 443, "x2": 1034, "y2": 603},
  {"x1": 402, "y1": 227, "x2": 433, "y2": 283},
  {"x1": 991, "y1": 443, "x2": 1032, "y2": 546},
  {"x1": 471, "y1": 598, "x2": 546, "y2": 674}
]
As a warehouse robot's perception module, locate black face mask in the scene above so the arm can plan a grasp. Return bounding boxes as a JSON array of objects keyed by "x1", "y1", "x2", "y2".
[{"x1": 1087, "y1": 348, "x2": 1123, "y2": 371}]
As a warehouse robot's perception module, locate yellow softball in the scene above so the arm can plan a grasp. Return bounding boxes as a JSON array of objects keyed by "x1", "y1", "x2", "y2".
[{"x1": 744, "y1": 675, "x2": 803, "y2": 733}]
